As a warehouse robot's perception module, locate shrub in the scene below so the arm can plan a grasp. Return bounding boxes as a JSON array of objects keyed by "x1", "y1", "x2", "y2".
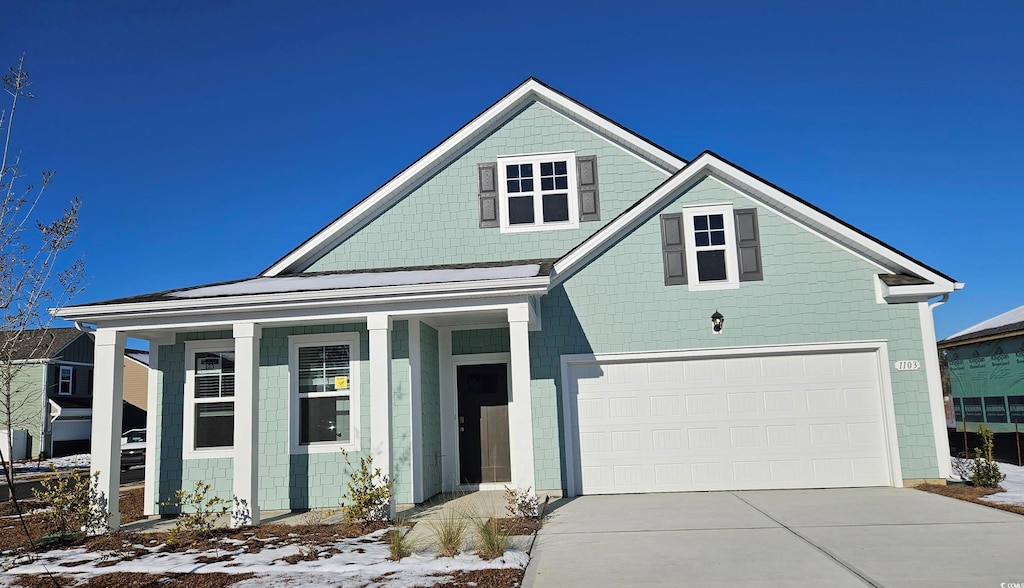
[
  {"x1": 429, "y1": 507, "x2": 469, "y2": 557},
  {"x1": 340, "y1": 450, "x2": 392, "y2": 522},
  {"x1": 161, "y1": 481, "x2": 229, "y2": 543},
  {"x1": 951, "y1": 452, "x2": 974, "y2": 481},
  {"x1": 972, "y1": 425, "x2": 1006, "y2": 488},
  {"x1": 472, "y1": 517, "x2": 509, "y2": 560},
  {"x1": 385, "y1": 520, "x2": 415, "y2": 561},
  {"x1": 32, "y1": 467, "x2": 110, "y2": 538},
  {"x1": 504, "y1": 486, "x2": 539, "y2": 520}
]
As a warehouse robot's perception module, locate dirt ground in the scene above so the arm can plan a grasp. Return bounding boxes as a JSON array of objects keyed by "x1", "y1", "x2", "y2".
[{"x1": 916, "y1": 483, "x2": 1024, "y2": 517}]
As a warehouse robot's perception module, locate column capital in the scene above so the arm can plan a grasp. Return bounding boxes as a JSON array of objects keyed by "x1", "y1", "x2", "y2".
[
  {"x1": 507, "y1": 303, "x2": 531, "y2": 324},
  {"x1": 233, "y1": 322, "x2": 261, "y2": 339},
  {"x1": 94, "y1": 329, "x2": 127, "y2": 347},
  {"x1": 367, "y1": 313, "x2": 391, "y2": 331}
]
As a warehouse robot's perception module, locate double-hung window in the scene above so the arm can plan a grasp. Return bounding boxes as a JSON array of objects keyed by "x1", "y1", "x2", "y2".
[
  {"x1": 58, "y1": 366, "x2": 74, "y2": 395},
  {"x1": 496, "y1": 152, "x2": 579, "y2": 232},
  {"x1": 183, "y1": 340, "x2": 235, "y2": 459},
  {"x1": 682, "y1": 204, "x2": 740, "y2": 291},
  {"x1": 289, "y1": 333, "x2": 360, "y2": 453}
]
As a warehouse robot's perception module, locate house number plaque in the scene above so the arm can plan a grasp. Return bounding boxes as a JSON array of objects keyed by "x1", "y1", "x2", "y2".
[{"x1": 894, "y1": 360, "x2": 921, "y2": 371}]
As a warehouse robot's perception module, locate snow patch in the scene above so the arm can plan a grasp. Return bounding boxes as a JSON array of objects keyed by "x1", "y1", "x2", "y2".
[{"x1": 982, "y1": 462, "x2": 1024, "y2": 507}]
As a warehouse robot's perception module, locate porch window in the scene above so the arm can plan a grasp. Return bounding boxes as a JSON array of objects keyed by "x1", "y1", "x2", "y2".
[
  {"x1": 289, "y1": 332, "x2": 360, "y2": 453},
  {"x1": 183, "y1": 340, "x2": 235, "y2": 458}
]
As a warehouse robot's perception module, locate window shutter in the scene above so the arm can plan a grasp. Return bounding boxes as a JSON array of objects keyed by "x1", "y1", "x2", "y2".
[
  {"x1": 660, "y1": 213, "x2": 687, "y2": 285},
  {"x1": 478, "y1": 162, "x2": 499, "y2": 228},
  {"x1": 577, "y1": 155, "x2": 600, "y2": 222},
  {"x1": 734, "y1": 208, "x2": 763, "y2": 282}
]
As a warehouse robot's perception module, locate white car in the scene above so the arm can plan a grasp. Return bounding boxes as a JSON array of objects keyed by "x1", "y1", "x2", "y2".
[{"x1": 120, "y1": 428, "x2": 146, "y2": 470}]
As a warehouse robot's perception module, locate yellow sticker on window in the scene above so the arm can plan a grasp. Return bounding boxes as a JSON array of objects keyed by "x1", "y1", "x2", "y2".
[{"x1": 335, "y1": 376, "x2": 349, "y2": 390}]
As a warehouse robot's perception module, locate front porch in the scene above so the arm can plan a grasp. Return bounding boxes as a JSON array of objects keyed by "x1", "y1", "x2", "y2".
[{"x1": 87, "y1": 300, "x2": 542, "y2": 530}]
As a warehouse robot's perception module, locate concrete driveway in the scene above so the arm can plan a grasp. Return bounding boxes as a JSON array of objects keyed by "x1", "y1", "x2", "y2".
[{"x1": 523, "y1": 488, "x2": 1024, "y2": 587}]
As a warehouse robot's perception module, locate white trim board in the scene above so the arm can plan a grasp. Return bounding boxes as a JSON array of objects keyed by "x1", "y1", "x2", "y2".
[
  {"x1": 262, "y1": 78, "x2": 686, "y2": 276},
  {"x1": 559, "y1": 340, "x2": 904, "y2": 497}
]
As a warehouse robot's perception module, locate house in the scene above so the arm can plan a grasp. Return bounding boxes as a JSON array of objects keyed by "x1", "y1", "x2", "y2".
[
  {"x1": 0, "y1": 328, "x2": 151, "y2": 459},
  {"x1": 938, "y1": 304, "x2": 1024, "y2": 435},
  {"x1": 54, "y1": 78, "x2": 961, "y2": 530}
]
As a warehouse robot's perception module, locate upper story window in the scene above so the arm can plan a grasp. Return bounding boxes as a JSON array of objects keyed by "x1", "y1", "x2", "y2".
[
  {"x1": 183, "y1": 340, "x2": 235, "y2": 459},
  {"x1": 289, "y1": 332, "x2": 361, "y2": 454},
  {"x1": 496, "y1": 152, "x2": 579, "y2": 233},
  {"x1": 682, "y1": 204, "x2": 740, "y2": 291},
  {"x1": 58, "y1": 366, "x2": 74, "y2": 395}
]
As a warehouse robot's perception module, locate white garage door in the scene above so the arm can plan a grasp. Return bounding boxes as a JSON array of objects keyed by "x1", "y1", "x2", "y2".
[{"x1": 570, "y1": 349, "x2": 893, "y2": 494}]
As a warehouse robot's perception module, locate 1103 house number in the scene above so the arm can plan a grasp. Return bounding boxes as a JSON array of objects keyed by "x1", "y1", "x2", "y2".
[{"x1": 894, "y1": 360, "x2": 921, "y2": 371}]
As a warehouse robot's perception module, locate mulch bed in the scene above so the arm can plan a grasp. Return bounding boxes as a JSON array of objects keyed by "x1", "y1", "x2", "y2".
[
  {"x1": 491, "y1": 517, "x2": 542, "y2": 536},
  {"x1": 12, "y1": 572, "x2": 257, "y2": 587},
  {"x1": 0, "y1": 488, "x2": 148, "y2": 553},
  {"x1": 431, "y1": 568, "x2": 526, "y2": 588},
  {"x1": 916, "y1": 483, "x2": 1024, "y2": 517}
]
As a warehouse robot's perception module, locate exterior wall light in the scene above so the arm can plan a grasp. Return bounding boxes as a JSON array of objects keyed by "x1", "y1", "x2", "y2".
[{"x1": 711, "y1": 310, "x2": 725, "y2": 334}]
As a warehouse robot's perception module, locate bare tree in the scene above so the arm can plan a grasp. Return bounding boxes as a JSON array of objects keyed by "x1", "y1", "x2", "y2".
[{"x1": 0, "y1": 56, "x2": 85, "y2": 542}]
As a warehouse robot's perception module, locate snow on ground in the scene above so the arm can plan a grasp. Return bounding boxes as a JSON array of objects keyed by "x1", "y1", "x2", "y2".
[
  {"x1": 8, "y1": 453, "x2": 90, "y2": 476},
  {"x1": 0, "y1": 528, "x2": 528, "y2": 588},
  {"x1": 982, "y1": 461, "x2": 1024, "y2": 507}
]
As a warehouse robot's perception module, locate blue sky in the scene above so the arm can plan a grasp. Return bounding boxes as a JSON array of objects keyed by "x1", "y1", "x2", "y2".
[{"x1": 4, "y1": 1, "x2": 1021, "y2": 339}]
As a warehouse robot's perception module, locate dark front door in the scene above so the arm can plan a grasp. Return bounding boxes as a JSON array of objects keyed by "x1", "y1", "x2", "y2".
[{"x1": 457, "y1": 363, "x2": 511, "y2": 484}]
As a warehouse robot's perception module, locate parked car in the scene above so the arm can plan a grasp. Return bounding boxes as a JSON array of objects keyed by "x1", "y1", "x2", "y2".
[{"x1": 120, "y1": 428, "x2": 146, "y2": 471}]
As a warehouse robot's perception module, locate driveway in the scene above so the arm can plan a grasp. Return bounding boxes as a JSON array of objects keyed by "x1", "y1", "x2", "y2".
[{"x1": 524, "y1": 488, "x2": 1024, "y2": 587}]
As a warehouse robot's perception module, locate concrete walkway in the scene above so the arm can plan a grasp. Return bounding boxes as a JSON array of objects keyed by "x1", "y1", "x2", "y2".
[{"x1": 524, "y1": 488, "x2": 1024, "y2": 587}]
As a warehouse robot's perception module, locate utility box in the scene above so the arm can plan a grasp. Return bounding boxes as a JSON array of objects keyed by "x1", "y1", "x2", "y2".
[{"x1": 0, "y1": 429, "x2": 29, "y2": 462}]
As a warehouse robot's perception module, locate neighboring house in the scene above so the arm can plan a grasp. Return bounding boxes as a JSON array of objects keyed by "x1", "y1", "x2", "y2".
[
  {"x1": 55, "y1": 78, "x2": 961, "y2": 529},
  {"x1": 0, "y1": 330, "x2": 152, "y2": 459},
  {"x1": 1, "y1": 328, "x2": 95, "y2": 458},
  {"x1": 938, "y1": 304, "x2": 1024, "y2": 433}
]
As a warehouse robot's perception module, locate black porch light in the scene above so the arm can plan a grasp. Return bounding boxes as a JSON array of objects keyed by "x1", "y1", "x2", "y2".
[{"x1": 711, "y1": 310, "x2": 725, "y2": 333}]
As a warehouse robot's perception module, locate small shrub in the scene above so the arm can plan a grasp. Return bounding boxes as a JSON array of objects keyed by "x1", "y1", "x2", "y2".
[
  {"x1": 504, "y1": 486, "x2": 539, "y2": 520},
  {"x1": 230, "y1": 496, "x2": 252, "y2": 528},
  {"x1": 161, "y1": 481, "x2": 229, "y2": 543},
  {"x1": 300, "y1": 508, "x2": 336, "y2": 527},
  {"x1": 951, "y1": 452, "x2": 974, "y2": 481},
  {"x1": 472, "y1": 517, "x2": 509, "y2": 560},
  {"x1": 340, "y1": 450, "x2": 392, "y2": 522},
  {"x1": 385, "y1": 520, "x2": 415, "y2": 561},
  {"x1": 972, "y1": 425, "x2": 1006, "y2": 488},
  {"x1": 32, "y1": 466, "x2": 110, "y2": 538},
  {"x1": 429, "y1": 508, "x2": 469, "y2": 557}
]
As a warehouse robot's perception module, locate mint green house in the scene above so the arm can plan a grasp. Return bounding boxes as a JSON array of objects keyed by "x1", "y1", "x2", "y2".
[
  {"x1": 939, "y1": 304, "x2": 1024, "y2": 433},
  {"x1": 56, "y1": 79, "x2": 961, "y2": 530}
]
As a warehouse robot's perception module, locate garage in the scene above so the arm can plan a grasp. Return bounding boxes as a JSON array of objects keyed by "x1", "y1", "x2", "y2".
[{"x1": 565, "y1": 345, "x2": 898, "y2": 495}]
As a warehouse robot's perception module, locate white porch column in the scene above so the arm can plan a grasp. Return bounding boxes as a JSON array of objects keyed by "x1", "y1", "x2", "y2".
[
  {"x1": 143, "y1": 334, "x2": 174, "y2": 516},
  {"x1": 233, "y1": 322, "x2": 261, "y2": 526},
  {"x1": 408, "y1": 319, "x2": 423, "y2": 504},
  {"x1": 507, "y1": 304, "x2": 537, "y2": 490},
  {"x1": 368, "y1": 313, "x2": 394, "y2": 518},
  {"x1": 92, "y1": 329, "x2": 126, "y2": 531}
]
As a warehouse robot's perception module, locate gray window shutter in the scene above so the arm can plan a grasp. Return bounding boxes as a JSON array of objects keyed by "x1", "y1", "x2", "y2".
[
  {"x1": 660, "y1": 213, "x2": 687, "y2": 285},
  {"x1": 734, "y1": 208, "x2": 763, "y2": 282},
  {"x1": 478, "y1": 162, "x2": 499, "y2": 228},
  {"x1": 577, "y1": 155, "x2": 600, "y2": 222}
]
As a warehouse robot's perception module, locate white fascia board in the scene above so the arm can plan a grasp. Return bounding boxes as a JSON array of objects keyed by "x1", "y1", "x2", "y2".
[
  {"x1": 263, "y1": 79, "x2": 686, "y2": 276},
  {"x1": 552, "y1": 153, "x2": 957, "y2": 292},
  {"x1": 54, "y1": 276, "x2": 549, "y2": 323},
  {"x1": 880, "y1": 282, "x2": 956, "y2": 302}
]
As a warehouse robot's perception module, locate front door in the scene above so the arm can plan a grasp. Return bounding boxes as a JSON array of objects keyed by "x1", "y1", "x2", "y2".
[{"x1": 457, "y1": 363, "x2": 511, "y2": 484}]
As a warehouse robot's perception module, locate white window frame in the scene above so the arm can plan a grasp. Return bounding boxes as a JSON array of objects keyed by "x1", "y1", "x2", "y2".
[
  {"x1": 682, "y1": 204, "x2": 740, "y2": 291},
  {"x1": 496, "y1": 151, "x2": 580, "y2": 233},
  {"x1": 57, "y1": 365, "x2": 74, "y2": 396},
  {"x1": 288, "y1": 332, "x2": 361, "y2": 455},
  {"x1": 183, "y1": 339, "x2": 236, "y2": 460}
]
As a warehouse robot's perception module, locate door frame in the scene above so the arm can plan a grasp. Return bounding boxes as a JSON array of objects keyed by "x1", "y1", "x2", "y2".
[
  {"x1": 559, "y1": 340, "x2": 902, "y2": 497},
  {"x1": 449, "y1": 352, "x2": 512, "y2": 491}
]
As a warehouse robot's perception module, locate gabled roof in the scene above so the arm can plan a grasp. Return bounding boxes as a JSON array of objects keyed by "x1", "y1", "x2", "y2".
[
  {"x1": 939, "y1": 304, "x2": 1024, "y2": 347},
  {"x1": 262, "y1": 77, "x2": 688, "y2": 277},
  {"x1": 0, "y1": 327, "x2": 90, "y2": 361},
  {"x1": 552, "y1": 151, "x2": 961, "y2": 295}
]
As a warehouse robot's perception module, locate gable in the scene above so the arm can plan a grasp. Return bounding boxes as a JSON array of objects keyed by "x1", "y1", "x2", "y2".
[{"x1": 303, "y1": 101, "x2": 670, "y2": 273}]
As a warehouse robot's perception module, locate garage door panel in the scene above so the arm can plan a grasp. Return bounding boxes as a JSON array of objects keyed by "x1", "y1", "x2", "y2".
[{"x1": 572, "y1": 349, "x2": 893, "y2": 494}]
